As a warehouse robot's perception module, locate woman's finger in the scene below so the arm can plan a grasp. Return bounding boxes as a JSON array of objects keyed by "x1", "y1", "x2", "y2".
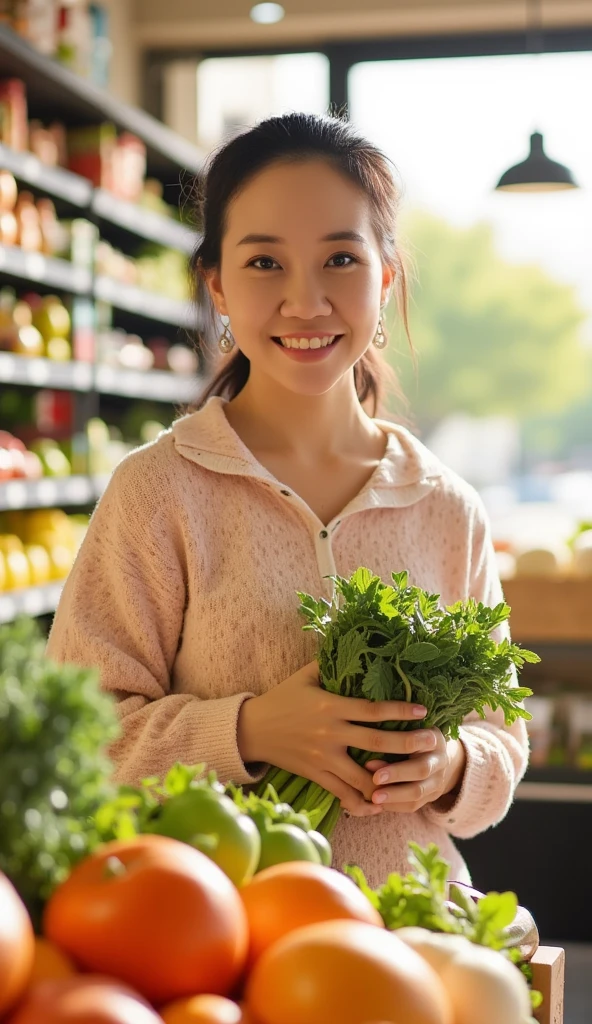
[
  {"x1": 371, "y1": 753, "x2": 443, "y2": 787},
  {"x1": 344, "y1": 697, "x2": 427, "y2": 724},
  {"x1": 346, "y1": 724, "x2": 438, "y2": 758},
  {"x1": 371, "y1": 776, "x2": 442, "y2": 809},
  {"x1": 319, "y1": 771, "x2": 383, "y2": 818}
]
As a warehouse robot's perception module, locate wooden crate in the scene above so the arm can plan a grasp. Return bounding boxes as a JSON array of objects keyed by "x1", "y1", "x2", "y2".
[
  {"x1": 531, "y1": 946, "x2": 565, "y2": 1024},
  {"x1": 503, "y1": 577, "x2": 592, "y2": 642}
]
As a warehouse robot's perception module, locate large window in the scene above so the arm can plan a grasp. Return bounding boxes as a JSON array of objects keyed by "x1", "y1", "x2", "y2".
[
  {"x1": 196, "y1": 53, "x2": 330, "y2": 149},
  {"x1": 349, "y1": 51, "x2": 592, "y2": 539}
]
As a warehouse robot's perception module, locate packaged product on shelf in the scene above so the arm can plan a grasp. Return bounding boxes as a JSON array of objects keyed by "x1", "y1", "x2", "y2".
[
  {"x1": 524, "y1": 695, "x2": 555, "y2": 767},
  {"x1": 56, "y1": 217, "x2": 98, "y2": 267},
  {"x1": 67, "y1": 123, "x2": 146, "y2": 201},
  {"x1": 8, "y1": 0, "x2": 59, "y2": 57},
  {"x1": 0, "y1": 169, "x2": 18, "y2": 212},
  {"x1": 0, "y1": 289, "x2": 73, "y2": 360},
  {"x1": 71, "y1": 295, "x2": 95, "y2": 361},
  {"x1": 56, "y1": 0, "x2": 93, "y2": 79},
  {"x1": 0, "y1": 78, "x2": 28, "y2": 151},
  {"x1": 14, "y1": 190, "x2": 42, "y2": 250},
  {"x1": 566, "y1": 697, "x2": 592, "y2": 770}
]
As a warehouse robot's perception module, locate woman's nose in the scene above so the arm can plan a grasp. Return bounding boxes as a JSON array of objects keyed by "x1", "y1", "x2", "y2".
[{"x1": 280, "y1": 274, "x2": 333, "y2": 319}]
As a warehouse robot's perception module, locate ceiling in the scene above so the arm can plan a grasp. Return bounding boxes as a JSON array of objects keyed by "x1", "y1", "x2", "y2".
[{"x1": 133, "y1": 0, "x2": 592, "y2": 50}]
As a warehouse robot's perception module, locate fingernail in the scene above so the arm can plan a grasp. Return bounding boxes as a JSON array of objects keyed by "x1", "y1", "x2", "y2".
[
  {"x1": 373, "y1": 791, "x2": 387, "y2": 804},
  {"x1": 375, "y1": 770, "x2": 389, "y2": 784},
  {"x1": 413, "y1": 705, "x2": 427, "y2": 717},
  {"x1": 420, "y1": 733, "x2": 437, "y2": 749}
]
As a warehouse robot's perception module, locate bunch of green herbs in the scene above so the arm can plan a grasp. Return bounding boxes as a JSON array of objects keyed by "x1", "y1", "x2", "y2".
[{"x1": 258, "y1": 568, "x2": 538, "y2": 835}]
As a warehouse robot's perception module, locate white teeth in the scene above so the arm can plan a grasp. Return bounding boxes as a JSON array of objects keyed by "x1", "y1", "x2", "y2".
[{"x1": 279, "y1": 336, "x2": 337, "y2": 349}]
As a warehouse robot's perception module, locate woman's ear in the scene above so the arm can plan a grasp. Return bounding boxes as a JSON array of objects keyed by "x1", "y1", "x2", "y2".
[
  {"x1": 381, "y1": 266, "x2": 396, "y2": 306},
  {"x1": 203, "y1": 265, "x2": 228, "y2": 317}
]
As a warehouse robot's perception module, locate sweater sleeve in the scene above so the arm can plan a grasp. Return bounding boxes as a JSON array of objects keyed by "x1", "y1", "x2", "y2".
[
  {"x1": 45, "y1": 445, "x2": 267, "y2": 788},
  {"x1": 421, "y1": 491, "x2": 530, "y2": 840}
]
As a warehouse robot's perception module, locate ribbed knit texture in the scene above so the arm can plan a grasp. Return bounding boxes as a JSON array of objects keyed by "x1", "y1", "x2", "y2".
[{"x1": 46, "y1": 395, "x2": 529, "y2": 886}]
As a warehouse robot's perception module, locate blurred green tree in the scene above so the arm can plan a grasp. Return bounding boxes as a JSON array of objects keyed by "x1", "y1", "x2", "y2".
[{"x1": 386, "y1": 209, "x2": 590, "y2": 439}]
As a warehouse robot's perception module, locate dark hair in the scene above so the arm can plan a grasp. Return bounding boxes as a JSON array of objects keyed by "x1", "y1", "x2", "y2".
[{"x1": 189, "y1": 111, "x2": 413, "y2": 418}]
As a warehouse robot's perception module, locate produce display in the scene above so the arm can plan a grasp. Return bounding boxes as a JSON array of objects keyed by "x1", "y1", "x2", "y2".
[
  {"x1": 0, "y1": 510, "x2": 86, "y2": 591},
  {"x1": 259, "y1": 568, "x2": 538, "y2": 836},
  {"x1": 0, "y1": 613, "x2": 543, "y2": 1023},
  {"x1": 495, "y1": 520, "x2": 592, "y2": 579}
]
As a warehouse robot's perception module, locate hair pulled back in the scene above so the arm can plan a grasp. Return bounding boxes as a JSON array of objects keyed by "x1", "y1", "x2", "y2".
[{"x1": 189, "y1": 111, "x2": 412, "y2": 417}]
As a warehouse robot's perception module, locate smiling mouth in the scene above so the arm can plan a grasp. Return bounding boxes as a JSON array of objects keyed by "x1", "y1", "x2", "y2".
[{"x1": 272, "y1": 335, "x2": 344, "y2": 350}]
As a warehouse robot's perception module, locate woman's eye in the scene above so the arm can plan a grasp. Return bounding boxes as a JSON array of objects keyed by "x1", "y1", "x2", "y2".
[
  {"x1": 248, "y1": 256, "x2": 278, "y2": 270},
  {"x1": 327, "y1": 253, "x2": 357, "y2": 267}
]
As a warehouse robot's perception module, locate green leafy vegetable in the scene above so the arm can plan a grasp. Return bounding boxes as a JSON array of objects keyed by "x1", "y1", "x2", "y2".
[
  {"x1": 259, "y1": 568, "x2": 539, "y2": 834},
  {"x1": 0, "y1": 616, "x2": 120, "y2": 927},
  {"x1": 346, "y1": 841, "x2": 542, "y2": 1012}
]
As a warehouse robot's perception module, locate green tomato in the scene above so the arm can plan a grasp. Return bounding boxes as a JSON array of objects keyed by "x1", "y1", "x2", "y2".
[
  {"x1": 256, "y1": 823, "x2": 321, "y2": 872},
  {"x1": 273, "y1": 803, "x2": 311, "y2": 831},
  {"x1": 307, "y1": 829, "x2": 332, "y2": 867},
  {"x1": 147, "y1": 786, "x2": 261, "y2": 887}
]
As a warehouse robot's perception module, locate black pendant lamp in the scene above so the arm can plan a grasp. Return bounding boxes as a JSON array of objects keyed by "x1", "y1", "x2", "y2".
[{"x1": 495, "y1": 0, "x2": 579, "y2": 193}]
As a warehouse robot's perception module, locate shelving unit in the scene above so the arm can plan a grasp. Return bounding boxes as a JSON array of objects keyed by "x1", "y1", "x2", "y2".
[
  {"x1": 0, "y1": 24, "x2": 205, "y2": 623},
  {"x1": 0, "y1": 582, "x2": 64, "y2": 624}
]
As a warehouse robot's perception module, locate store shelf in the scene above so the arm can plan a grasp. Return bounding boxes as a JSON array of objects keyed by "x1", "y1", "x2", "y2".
[
  {"x1": 505, "y1": 576, "x2": 592, "y2": 642},
  {"x1": 515, "y1": 765, "x2": 592, "y2": 804},
  {"x1": 0, "y1": 352, "x2": 93, "y2": 390},
  {"x1": 94, "y1": 275, "x2": 194, "y2": 328},
  {"x1": 0, "y1": 244, "x2": 92, "y2": 293},
  {"x1": 0, "y1": 581, "x2": 63, "y2": 623},
  {"x1": 95, "y1": 364, "x2": 197, "y2": 403},
  {"x1": 0, "y1": 24, "x2": 205, "y2": 182},
  {"x1": 516, "y1": 780, "x2": 592, "y2": 803},
  {"x1": 0, "y1": 475, "x2": 107, "y2": 512},
  {"x1": 92, "y1": 190, "x2": 196, "y2": 254},
  {"x1": 0, "y1": 353, "x2": 198, "y2": 402},
  {"x1": 0, "y1": 141, "x2": 92, "y2": 207}
]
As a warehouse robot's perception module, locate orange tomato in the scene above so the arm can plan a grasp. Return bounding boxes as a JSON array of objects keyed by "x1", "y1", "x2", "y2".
[
  {"x1": 160, "y1": 993, "x2": 243, "y2": 1023},
  {"x1": 245, "y1": 919, "x2": 453, "y2": 1024},
  {"x1": 0, "y1": 872, "x2": 35, "y2": 1017},
  {"x1": 43, "y1": 835, "x2": 248, "y2": 1005},
  {"x1": 240, "y1": 861, "x2": 383, "y2": 965},
  {"x1": 6, "y1": 975, "x2": 163, "y2": 1024},
  {"x1": 29, "y1": 936, "x2": 77, "y2": 984}
]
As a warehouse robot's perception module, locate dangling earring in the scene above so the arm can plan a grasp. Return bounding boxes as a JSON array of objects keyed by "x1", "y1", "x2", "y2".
[
  {"x1": 217, "y1": 314, "x2": 235, "y2": 354},
  {"x1": 372, "y1": 308, "x2": 388, "y2": 349}
]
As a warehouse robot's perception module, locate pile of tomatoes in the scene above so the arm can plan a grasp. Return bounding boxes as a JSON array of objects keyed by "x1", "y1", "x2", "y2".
[{"x1": 0, "y1": 832, "x2": 455, "y2": 1024}]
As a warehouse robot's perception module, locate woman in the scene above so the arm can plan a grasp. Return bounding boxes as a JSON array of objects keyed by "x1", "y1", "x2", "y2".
[{"x1": 46, "y1": 112, "x2": 528, "y2": 887}]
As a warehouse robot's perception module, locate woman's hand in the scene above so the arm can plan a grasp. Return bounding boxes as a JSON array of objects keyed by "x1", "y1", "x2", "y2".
[
  {"x1": 237, "y1": 660, "x2": 431, "y2": 819},
  {"x1": 365, "y1": 733, "x2": 467, "y2": 813}
]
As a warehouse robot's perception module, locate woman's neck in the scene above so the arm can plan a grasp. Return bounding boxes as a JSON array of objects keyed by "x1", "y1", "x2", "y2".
[{"x1": 224, "y1": 371, "x2": 383, "y2": 465}]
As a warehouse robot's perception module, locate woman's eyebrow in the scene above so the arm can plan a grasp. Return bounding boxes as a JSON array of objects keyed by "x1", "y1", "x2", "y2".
[{"x1": 236, "y1": 230, "x2": 369, "y2": 246}]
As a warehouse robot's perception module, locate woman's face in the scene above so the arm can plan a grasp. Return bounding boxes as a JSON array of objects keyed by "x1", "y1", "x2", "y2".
[{"x1": 204, "y1": 157, "x2": 394, "y2": 398}]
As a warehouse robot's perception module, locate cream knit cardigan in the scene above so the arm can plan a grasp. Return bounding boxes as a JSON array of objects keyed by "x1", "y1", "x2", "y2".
[{"x1": 46, "y1": 395, "x2": 529, "y2": 886}]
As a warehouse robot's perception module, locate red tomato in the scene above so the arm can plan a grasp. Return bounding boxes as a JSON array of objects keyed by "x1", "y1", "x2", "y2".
[
  {"x1": 43, "y1": 835, "x2": 248, "y2": 1005},
  {"x1": 6, "y1": 975, "x2": 163, "y2": 1024}
]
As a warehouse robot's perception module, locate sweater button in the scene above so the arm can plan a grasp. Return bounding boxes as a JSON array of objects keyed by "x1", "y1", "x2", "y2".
[{"x1": 319, "y1": 529, "x2": 328, "y2": 539}]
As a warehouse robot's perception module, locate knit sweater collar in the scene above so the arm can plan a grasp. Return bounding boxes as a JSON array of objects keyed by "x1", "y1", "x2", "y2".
[{"x1": 172, "y1": 395, "x2": 443, "y2": 509}]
